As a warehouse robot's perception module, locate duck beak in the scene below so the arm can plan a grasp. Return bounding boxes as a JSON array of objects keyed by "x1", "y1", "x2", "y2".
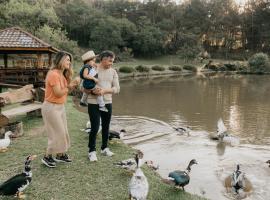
[{"x1": 30, "y1": 155, "x2": 37, "y2": 161}]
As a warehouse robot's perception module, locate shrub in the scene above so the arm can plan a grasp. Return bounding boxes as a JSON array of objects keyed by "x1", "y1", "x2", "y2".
[
  {"x1": 169, "y1": 66, "x2": 182, "y2": 71},
  {"x1": 119, "y1": 66, "x2": 135, "y2": 73},
  {"x1": 224, "y1": 64, "x2": 237, "y2": 71},
  {"x1": 248, "y1": 53, "x2": 270, "y2": 73},
  {"x1": 152, "y1": 65, "x2": 165, "y2": 71},
  {"x1": 183, "y1": 65, "x2": 197, "y2": 72},
  {"x1": 135, "y1": 65, "x2": 150, "y2": 72}
]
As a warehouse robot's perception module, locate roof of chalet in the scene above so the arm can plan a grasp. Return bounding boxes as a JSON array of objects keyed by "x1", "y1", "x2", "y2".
[{"x1": 0, "y1": 27, "x2": 58, "y2": 53}]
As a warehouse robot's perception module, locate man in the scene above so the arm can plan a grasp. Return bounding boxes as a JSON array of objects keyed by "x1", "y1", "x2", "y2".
[{"x1": 87, "y1": 50, "x2": 120, "y2": 162}]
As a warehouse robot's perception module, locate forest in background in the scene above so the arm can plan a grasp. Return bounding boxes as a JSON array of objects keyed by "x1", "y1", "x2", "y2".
[{"x1": 0, "y1": 0, "x2": 269, "y2": 61}]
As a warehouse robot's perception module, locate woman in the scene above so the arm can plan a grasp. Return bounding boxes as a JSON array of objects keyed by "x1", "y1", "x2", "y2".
[
  {"x1": 41, "y1": 51, "x2": 76, "y2": 168},
  {"x1": 87, "y1": 50, "x2": 120, "y2": 162}
]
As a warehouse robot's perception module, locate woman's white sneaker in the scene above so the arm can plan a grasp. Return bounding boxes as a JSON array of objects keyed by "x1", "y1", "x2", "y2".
[
  {"x1": 88, "y1": 151, "x2": 97, "y2": 162},
  {"x1": 101, "y1": 148, "x2": 114, "y2": 156}
]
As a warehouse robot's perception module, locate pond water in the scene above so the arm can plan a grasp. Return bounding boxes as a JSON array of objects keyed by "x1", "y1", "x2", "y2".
[{"x1": 110, "y1": 73, "x2": 270, "y2": 200}]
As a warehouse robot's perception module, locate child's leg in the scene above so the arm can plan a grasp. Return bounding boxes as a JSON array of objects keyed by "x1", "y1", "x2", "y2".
[
  {"x1": 80, "y1": 92, "x2": 88, "y2": 103},
  {"x1": 97, "y1": 95, "x2": 105, "y2": 107},
  {"x1": 97, "y1": 96, "x2": 108, "y2": 112}
]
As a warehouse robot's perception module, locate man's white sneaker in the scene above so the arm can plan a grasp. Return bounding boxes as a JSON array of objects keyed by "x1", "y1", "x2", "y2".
[
  {"x1": 101, "y1": 148, "x2": 114, "y2": 157},
  {"x1": 88, "y1": 151, "x2": 97, "y2": 162}
]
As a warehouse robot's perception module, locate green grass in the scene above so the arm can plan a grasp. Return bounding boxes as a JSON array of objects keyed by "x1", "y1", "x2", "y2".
[{"x1": 0, "y1": 97, "x2": 206, "y2": 200}]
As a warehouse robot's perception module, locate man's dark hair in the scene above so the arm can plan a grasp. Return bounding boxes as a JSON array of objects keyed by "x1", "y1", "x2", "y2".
[{"x1": 99, "y1": 50, "x2": 115, "y2": 61}]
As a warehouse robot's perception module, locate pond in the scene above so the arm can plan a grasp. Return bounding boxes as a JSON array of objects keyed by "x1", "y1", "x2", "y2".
[{"x1": 111, "y1": 73, "x2": 270, "y2": 200}]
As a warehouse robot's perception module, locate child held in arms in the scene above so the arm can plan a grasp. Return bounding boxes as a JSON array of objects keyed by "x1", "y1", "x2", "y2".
[{"x1": 79, "y1": 50, "x2": 108, "y2": 112}]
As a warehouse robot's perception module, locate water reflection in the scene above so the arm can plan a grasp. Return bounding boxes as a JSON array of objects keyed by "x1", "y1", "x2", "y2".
[{"x1": 114, "y1": 74, "x2": 270, "y2": 145}]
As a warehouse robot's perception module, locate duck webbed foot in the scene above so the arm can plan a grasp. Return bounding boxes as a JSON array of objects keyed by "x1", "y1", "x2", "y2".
[
  {"x1": 0, "y1": 147, "x2": 8, "y2": 153},
  {"x1": 16, "y1": 192, "x2": 26, "y2": 199}
]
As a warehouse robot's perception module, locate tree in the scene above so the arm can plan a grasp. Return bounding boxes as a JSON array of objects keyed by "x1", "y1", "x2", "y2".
[
  {"x1": 0, "y1": 0, "x2": 60, "y2": 32},
  {"x1": 36, "y1": 25, "x2": 80, "y2": 59}
]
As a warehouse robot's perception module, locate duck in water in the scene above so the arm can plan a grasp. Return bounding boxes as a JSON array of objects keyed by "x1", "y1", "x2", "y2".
[
  {"x1": 224, "y1": 164, "x2": 252, "y2": 196},
  {"x1": 211, "y1": 118, "x2": 240, "y2": 146},
  {"x1": 266, "y1": 160, "x2": 270, "y2": 167},
  {"x1": 0, "y1": 155, "x2": 37, "y2": 199}
]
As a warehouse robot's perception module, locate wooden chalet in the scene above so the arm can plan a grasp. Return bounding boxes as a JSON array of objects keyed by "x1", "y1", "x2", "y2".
[{"x1": 0, "y1": 27, "x2": 59, "y2": 88}]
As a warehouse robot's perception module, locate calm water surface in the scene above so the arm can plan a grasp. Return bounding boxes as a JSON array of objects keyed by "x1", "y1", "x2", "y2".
[{"x1": 111, "y1": 74, "x2": 270, "y2": 200}]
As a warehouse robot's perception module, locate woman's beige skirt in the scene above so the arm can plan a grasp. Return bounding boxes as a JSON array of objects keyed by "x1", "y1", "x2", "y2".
[{"x1": 42, "y1": 101, "x2": 70, "y2": 154}]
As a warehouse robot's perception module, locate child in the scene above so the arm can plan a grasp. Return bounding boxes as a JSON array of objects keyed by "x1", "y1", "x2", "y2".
[{"x1": 79, "y1": 50, "x2": 108, "y2": 112}]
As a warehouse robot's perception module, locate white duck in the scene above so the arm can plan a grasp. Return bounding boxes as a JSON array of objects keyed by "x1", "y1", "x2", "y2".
[
  {"x1": 128, "y1": 151, "x2": 149, "y2": 200},
  {"x1": 215, "y1": 118, "x2": 240, "y2": 146},
  {"x1": 0, "y1": 131, "x2": 13, "y2": 152}
]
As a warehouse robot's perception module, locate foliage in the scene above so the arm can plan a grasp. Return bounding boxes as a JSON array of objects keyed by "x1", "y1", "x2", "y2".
[
  {"x1": 248, "y1": 53, "x2": 270, "y2": 73},
  {"x1": 119, "y1": 66, "x2": 135, "y2": 73},
  {"x1": 152, "y1": 65, "x2": 165, "y2": 71},
  {"x1": 183, "y1": 65, "x2": 197, "y2": 72},
  {"x1": 132, "y1": 17, "x2": 164, "y2": 57},
  {"x1": 169, "y1": 66, "x2": 182, "y2": 71},
  {"x1": 135, "y1": 65, "x2": 150, "y2": 72},
  {"x1": 0, "y1": 0, "x2": 60, "y2": 31},
  {"x1": 36, "y1": 25, "x2": 81, "y2": 59},
  {"x1": 1, "y1": 0, "x2": 270, "y2": 59},
  {"x1": 177, "y1": 44, "x2": 202, "y2": 63},
  {"x1": 117, "y1": 48, "x2": 134, "y2": 62}
]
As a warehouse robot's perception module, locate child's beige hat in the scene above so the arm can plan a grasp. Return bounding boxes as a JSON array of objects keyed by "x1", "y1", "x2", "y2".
[{"x1": 81, "y1": 50, "x2": 98, "y2": 62}]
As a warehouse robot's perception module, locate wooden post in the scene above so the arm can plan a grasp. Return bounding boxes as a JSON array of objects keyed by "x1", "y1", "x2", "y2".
[
  {"x1": 37, "y1": 54, "x2": 43, "y2": 68},
  {"x1": 48, "y1": 53, "x2": 52, "y2": 67},
  {"x1": 4, "y1": 54, "x2": 8, "y2": 68}
]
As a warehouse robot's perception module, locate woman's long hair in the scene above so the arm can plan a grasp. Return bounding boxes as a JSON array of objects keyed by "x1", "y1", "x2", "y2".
[{"x1": 51, "y1": 51, "x2": 73, "y2": 83}]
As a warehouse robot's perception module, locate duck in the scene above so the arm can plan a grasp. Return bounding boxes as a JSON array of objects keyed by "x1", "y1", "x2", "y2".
[
  {"x1": 144, "y1": 160, "x2": 159, "y2": 171},
  {"x1": 266, "y1": 160, "x2": 270, "y2": 167},
  {"x1": 128, "y1": 151, "x2": 149, "y2": 200},
  {"x1": 173, "y1": 126, "x2": 191, "y2": 135},
  {"x1": 0, "y1": 131, "x2": 13, "y2": 152},
  {"x1": 168, "y1": 159, "x2": 198, "y2": 191},
  {"x1": 212, "y1": 118, "x2": 240, "y2": 146},
  {"x1": 114, "y1": 151, "x2": 143, "y2": 173},
  {"x1": 109, "y1": 129, "x2": 126, "y2": 140},
  {"x1": 224, "y1": 164, "x2": 252, "y2": 195},
  {"x1": 0, "y1": 155, "x2": 37, "y2": 199}
]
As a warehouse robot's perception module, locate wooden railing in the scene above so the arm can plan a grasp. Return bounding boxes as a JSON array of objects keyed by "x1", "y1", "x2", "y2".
[{"x1": 0, "y1": 68, "x2": 49, "y2": 87}]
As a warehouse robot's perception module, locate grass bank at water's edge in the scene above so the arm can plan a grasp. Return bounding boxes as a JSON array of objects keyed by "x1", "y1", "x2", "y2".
[{"x1": 0, "y1": 97, "x2": 206, "y2": 200}]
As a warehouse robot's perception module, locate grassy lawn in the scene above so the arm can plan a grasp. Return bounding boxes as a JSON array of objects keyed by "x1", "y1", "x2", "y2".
[{"x1": 0, "y1": 97, "x2": 206, "y2": 200}]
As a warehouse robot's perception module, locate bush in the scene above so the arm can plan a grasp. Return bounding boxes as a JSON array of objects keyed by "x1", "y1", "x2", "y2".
[
  {"x1": 183, "y1": 65, "x2": 197, "y2": 72},
  {"x1": 119, "y1": 66, "x2": 135, "y2": 73},
  {"x1": 152, "y1": 65, "x2": 165, "y2": 71},
  {"x1": 135, "y1": 65, "x2": 150, "y2": 72},
  {"x1": 224, "y1": 64, "x2": 237, "y2": 71},
  {"x1": 168, "y1": 66, "x2": 182, "y2": 71},
  {"x1": 248, "y1": 53, "x2": 270, "y2": 73}
]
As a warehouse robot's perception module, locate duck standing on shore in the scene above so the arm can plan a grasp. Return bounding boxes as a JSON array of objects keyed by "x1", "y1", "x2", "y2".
[
  {"x1": 0, "y1": 131, "x2": 13, "y2": 153},
  {"x1": 128, "y1": 151, "x2": 149, "y2": 200},
  {"x1": 167, "y1": 159, "x2": 198, "y2": 191},
  {"x1": 115, "y1": 151, "x2": 143, "y2": 173},
  {"x1": 109, "y1": 129, "x2": 126, "y2": 140},
  {"x1": 0, "y1": 155, "x2": 37, "y2": 199}
]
